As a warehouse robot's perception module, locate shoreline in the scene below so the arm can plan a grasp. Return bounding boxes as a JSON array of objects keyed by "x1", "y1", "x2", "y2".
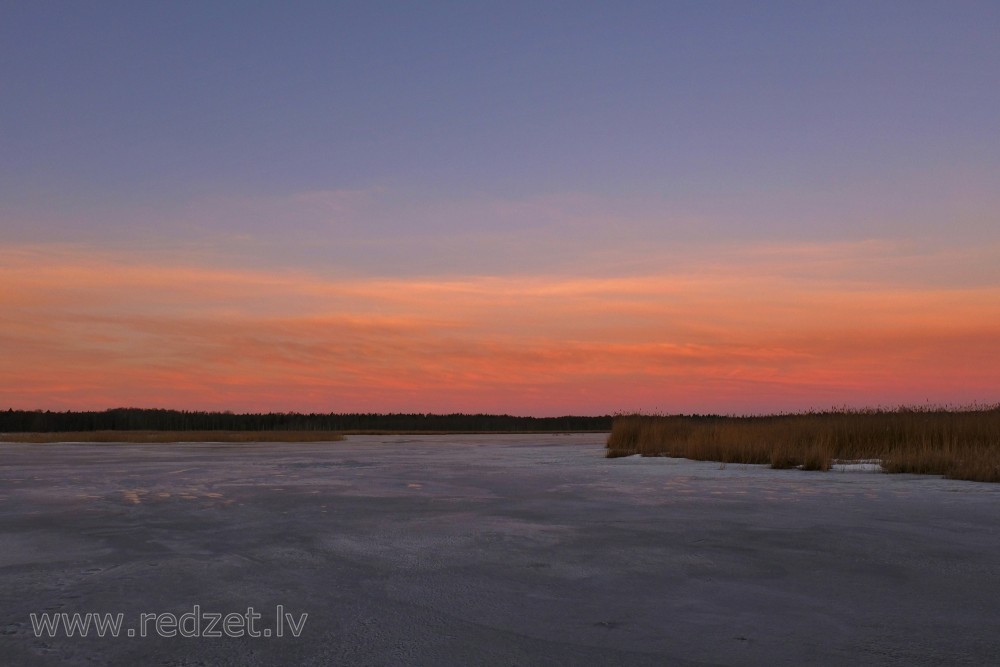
[{"x1": 0, "y1": 429, "x2": 610, "y2": 443}]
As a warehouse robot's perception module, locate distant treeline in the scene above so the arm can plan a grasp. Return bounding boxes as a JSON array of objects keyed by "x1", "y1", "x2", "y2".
[{"x1": 0, "y1": 408, "x2": 612, "y2": 433}]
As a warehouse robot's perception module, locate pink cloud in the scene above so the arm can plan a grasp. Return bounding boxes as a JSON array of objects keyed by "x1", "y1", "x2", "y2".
[{"x1": 2, "y1": 244, "x2": 998, "y2": 415}]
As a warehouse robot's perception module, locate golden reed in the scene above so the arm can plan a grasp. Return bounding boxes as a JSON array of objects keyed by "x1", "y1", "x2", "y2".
[{"x1": 606, "y1": 407, "x2": 1000, "y2": 483}]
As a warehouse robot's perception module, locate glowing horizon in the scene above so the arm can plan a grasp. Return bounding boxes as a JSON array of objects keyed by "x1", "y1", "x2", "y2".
[{"x1": 4, "y1": 242, "x2": 998, "y2": 417}]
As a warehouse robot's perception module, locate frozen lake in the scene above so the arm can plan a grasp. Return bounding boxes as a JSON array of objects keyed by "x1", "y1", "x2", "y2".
[{"x1": 1, "y1": 434, "x2": 998, "y2": 665}]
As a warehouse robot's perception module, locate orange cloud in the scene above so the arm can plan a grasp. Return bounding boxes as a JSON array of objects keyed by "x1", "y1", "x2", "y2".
[{"x1": 2, "y1": 244, "x2": 998, "y2": 415}]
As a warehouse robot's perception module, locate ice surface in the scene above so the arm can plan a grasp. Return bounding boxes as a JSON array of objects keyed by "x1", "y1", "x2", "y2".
[{"x1": 1, "y1": 434, "x2": 998, "y2": 666}]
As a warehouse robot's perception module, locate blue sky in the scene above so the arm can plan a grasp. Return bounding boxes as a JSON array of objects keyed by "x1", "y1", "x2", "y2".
[{"x1": 4, "y1": 2, "x2": 998, "y2": 247}]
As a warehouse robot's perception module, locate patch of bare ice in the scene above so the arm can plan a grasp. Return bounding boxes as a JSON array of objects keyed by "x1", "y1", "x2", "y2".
[{"x1": 830, "y1": 459, "x2": 883, "y2": 472}]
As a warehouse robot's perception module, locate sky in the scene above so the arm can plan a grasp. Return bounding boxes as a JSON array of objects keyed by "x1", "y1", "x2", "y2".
[{"x1": 2, "y1": 1, "x2": 999, "y2": 416}]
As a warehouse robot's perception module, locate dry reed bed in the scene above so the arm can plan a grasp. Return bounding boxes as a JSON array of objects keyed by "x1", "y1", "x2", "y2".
[
  {"x1": 0, "y1": 430, "x2": 345, "y2": 443},
  {"x1": 606, "y1": 409, "x2": 1000, "y2": 483}
]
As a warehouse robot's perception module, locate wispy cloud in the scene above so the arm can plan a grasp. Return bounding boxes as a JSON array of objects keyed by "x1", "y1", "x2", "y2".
[{"x1": 6, "y1": 184, "x2": 999, "y2": 283}]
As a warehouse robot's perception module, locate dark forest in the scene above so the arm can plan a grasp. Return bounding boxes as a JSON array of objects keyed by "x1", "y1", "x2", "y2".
[{"x1": 0, "y1": 408, "x2": 612, "y2": 433}]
